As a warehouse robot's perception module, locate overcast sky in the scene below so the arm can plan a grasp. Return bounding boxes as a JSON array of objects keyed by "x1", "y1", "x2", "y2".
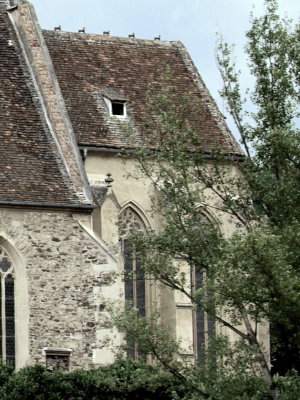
[{"x1": 29, "y1": 0, "x2": 299, "y2": 135}]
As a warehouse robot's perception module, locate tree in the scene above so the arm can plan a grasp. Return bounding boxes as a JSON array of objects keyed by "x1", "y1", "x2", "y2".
[
  {"x1": 113, "y1": 1, "x2": 300, "y2": 399},
  {"x1": 217, "y1": 0, "x2": 300, "y2": 377}
]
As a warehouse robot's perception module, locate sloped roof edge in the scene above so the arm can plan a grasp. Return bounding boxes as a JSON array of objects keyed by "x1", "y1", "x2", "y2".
[{"x1": 7, "y1": 0, "x2": 94, "y2": 205}]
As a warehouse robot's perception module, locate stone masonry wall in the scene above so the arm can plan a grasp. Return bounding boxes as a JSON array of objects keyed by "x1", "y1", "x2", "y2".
[{"x1": 0, "y1": 208, "x2": 119, "y2": 369}]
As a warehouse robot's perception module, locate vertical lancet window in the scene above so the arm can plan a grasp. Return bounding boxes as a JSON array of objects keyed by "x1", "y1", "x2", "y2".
[
  {"x1": 119, "y1": 207, "x2": 147, "y2": 359},
  {"x1": 193, "y1": 213, "x2": 216, "y2": 363},
  {"x1": 0, "y1": 246, "x2": 15, "y2": 366},
  {"x1": 193, "y1": 268, "x2": 215, "y2": 363}
]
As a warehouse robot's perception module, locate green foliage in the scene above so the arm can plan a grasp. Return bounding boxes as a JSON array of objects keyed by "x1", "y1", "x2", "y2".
[
  {"x1": 273, "y1": 371, "x2": 300, "y2": 400},
  {"x1": 115, "y1": 1, "x2": 300, "y2": 399},
  {"x1": 0, "y1": 361, "x2": 182, "y2": 400},
  {"x1": 113, "y1": 307, "x2": 271, "y2": 400},
  {"x1": 110, "y1": 305, "x2": 181, "y2": 368},
  {"x1": 217, "y1": 0, "x2": 300, "y2": 378},
  {"x1": 185, "y1": 337, "x2": 269, "y2": 400},
  {"x1": 0, "y1": 362, "x2": 14, "y2": 387}
]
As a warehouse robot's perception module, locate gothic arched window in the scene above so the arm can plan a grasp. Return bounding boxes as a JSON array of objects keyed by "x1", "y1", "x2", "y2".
[
  {"x1": 119, "y1": 206, "x2": 147, "y2": 359},
  {"x1": 0, "y1": 246, "x2": 15, "y2": 366}
]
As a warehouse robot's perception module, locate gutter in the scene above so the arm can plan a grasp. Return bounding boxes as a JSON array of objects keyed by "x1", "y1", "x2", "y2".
[
  {"x1": 0, "y1": 200, "x2": 96, "y2": 212},
  {"x1": 79, "y1": 145, "x2": 245, "y2": 162}
]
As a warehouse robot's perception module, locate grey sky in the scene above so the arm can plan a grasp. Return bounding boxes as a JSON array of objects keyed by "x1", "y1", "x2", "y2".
[{"x1": 30, "y1": 0, "x2": 299, "y2": 134}]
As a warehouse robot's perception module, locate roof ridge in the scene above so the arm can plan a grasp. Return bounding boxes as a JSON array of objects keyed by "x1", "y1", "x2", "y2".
[{"x1": 42, "y1": 29, "x2": 182, "y2": 48}]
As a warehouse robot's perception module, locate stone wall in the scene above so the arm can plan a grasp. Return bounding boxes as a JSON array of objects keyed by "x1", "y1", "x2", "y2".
[{"x1": 0, "y1": 208, "x2": 119, "y2": 369}]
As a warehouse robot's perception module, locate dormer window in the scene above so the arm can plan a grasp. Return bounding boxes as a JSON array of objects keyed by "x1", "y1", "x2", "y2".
[
  {"x1": 103, "y1": 90, "x2": 127, "y2": 119},
  {"x1": 111, "y1": 101, "x2": 126, "y2": 117}
]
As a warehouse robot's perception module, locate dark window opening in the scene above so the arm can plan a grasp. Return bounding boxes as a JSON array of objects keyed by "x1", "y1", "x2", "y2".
[
  {"x1": 195, "y1": 270, "x2": 205, "y2": 363},
  {"x1": 112, "y1": 101, "x2": 125, "y2": 116},
  {"x1": 5, "y1": 275, "x2": 15, "y2": 366},
  {"x1": 0, "y1": 248, "x2": 15, "y2": 367},
  {"x1": 120, "y1": 207, "x2": 147, "y2": 360},
  {"x1": 194, "y1": 267, "x2": 215, "y2": 364}
]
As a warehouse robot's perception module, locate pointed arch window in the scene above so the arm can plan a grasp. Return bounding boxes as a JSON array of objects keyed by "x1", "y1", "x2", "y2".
[
  {"x1": 0, "y1": 246, "x2": 15, "y2": 366},
  {"x1": 119, "y1": 207, "x2": 147, "y2": 359}
]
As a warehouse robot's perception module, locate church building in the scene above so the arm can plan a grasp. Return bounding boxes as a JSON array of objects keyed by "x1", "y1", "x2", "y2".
[{"x1": 0, "y1": 0, "x2": 245, "y2": 370}]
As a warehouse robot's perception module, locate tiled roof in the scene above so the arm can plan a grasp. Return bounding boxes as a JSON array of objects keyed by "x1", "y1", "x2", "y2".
[
  {"x1": 43, "y1": 31, "x2": 242, "y2": 155},
  {"x1": 0, "y1": 8, "x2": 91, "y2": 206}
]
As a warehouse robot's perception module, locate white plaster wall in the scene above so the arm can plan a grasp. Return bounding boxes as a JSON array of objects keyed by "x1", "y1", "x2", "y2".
[{"x1": 84, "y1": 152, "x2": 270, "y2": 362}]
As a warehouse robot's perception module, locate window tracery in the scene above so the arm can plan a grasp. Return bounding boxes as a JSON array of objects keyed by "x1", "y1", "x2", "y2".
[{"x1": 119, "y1": 207, "x2": 146, "y2": 238}]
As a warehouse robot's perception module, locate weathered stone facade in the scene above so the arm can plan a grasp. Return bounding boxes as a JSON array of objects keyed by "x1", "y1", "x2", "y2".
[{"x1": 0, "y1": 208, "x2": 120, "y2": 369}]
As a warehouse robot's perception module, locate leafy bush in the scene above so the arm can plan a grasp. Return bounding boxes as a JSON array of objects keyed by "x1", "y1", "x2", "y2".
[
  {"x1": 273, "y1": 371, "x2": 300, "y2": 400},
  {"x1": 0, "y1": 360, "x2": 183, "y2": 400}
]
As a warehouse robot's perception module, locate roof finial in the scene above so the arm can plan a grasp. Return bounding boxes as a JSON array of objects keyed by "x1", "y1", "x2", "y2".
[
  {"x1": 105, "y1": 173, "x2": 114, "y2": 187},
  {"x1": 6, "y1": 0, "x2": 19, "y2": 11}
]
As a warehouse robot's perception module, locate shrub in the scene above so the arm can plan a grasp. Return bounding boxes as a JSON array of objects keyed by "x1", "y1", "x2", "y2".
[{"x1": 0, "y1": 359, "x2": 183, "y2": 400}]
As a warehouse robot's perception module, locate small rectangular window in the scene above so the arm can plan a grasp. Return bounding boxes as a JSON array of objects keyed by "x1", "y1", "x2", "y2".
[
  {"x1": 112, "y1": 101, "x2": 125, "y2": 116},
  {"x1": 103, "y1": 95, "x2": 127, "y2": 118}
]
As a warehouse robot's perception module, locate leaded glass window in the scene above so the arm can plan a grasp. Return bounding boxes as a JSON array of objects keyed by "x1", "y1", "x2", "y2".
[
  {"x1": 194, "y1": 269, "x2": 205, "y2": 363},
  {"x1": 193, "y1": 269, "x2": 215, "y2": 363},
  {"x1": 0, "y1": 246, "x2": 15, "y2": 366},
  {"x1": 192, "y1": 213, "x2": 215, "y2": 363},
  {"x1": 119, "y1": 207, "x2": 146, "y2": 359}
]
